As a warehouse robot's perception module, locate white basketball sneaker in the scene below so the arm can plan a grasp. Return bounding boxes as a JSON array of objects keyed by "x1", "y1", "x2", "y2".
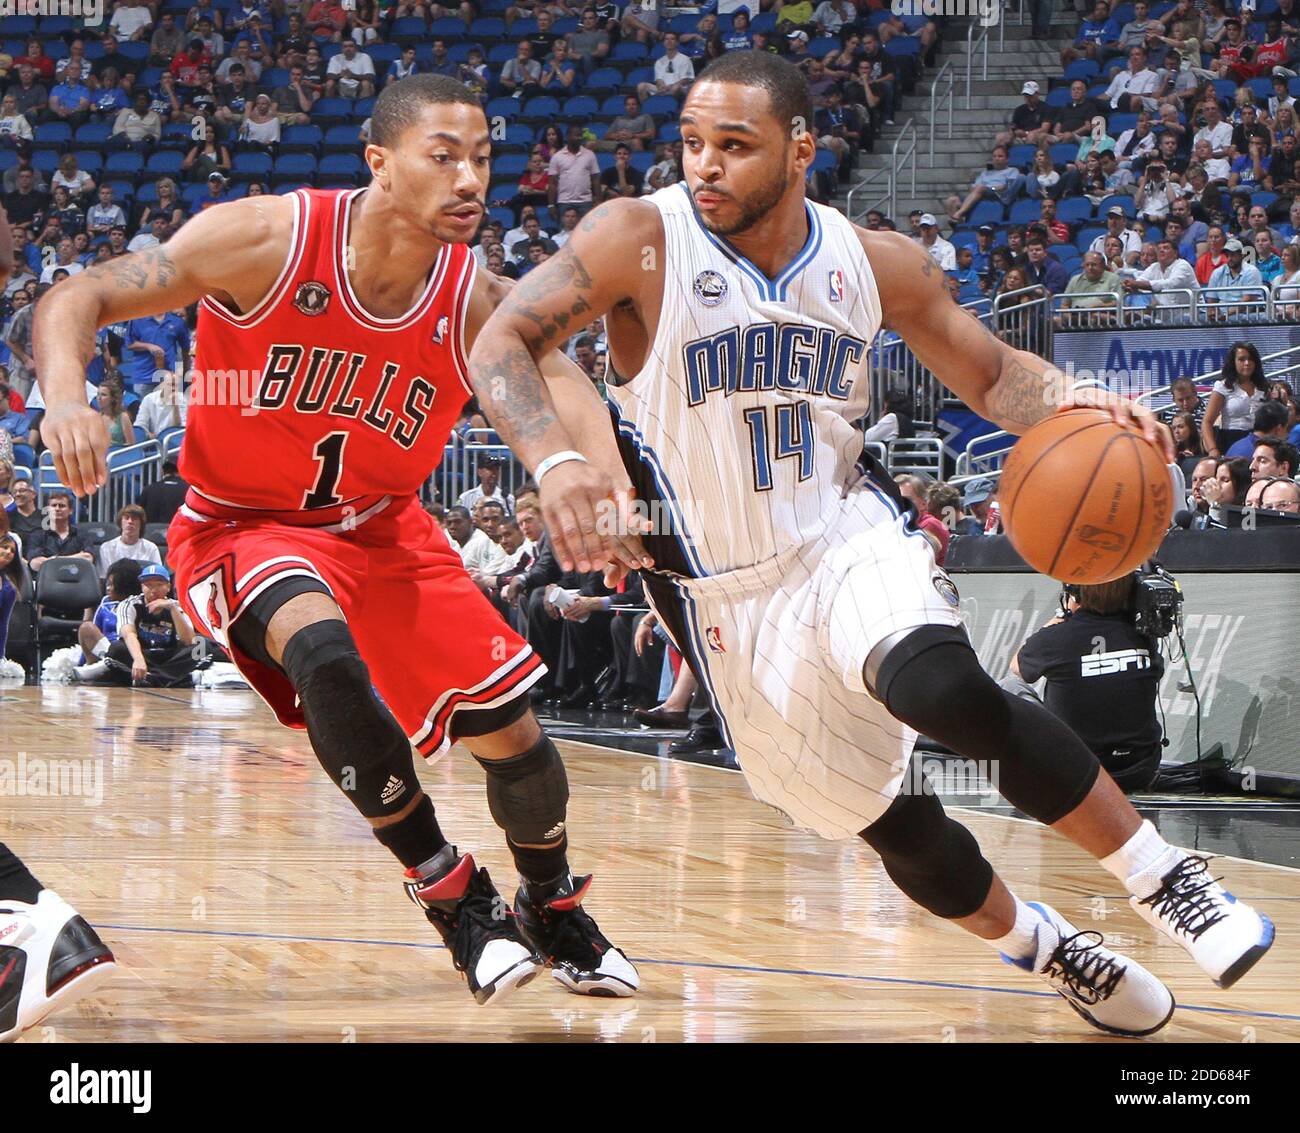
[
  {"x1": 0, "y1": 889, "x2": 118, "y2": 1042},
  {"x1": 1127, "y1": 852, "x2": 1274, "y2": 989},
  {"x1": 1003, "y1": 902, "x2": 1175, "y2": 1037}
]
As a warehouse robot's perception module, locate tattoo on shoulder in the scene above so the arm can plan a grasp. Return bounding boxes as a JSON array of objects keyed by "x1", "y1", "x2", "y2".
[
  {"x1": 86, "y1": 247, "x2": 178, "y2": 291},
  {"x1": 579, "y1": 205, "x2": 615, "y2": 233}
]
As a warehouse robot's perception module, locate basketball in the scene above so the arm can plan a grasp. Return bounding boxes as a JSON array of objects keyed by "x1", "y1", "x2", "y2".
[{"x1": 998, "y1": 408, "x2": 1175, "y2": 584}]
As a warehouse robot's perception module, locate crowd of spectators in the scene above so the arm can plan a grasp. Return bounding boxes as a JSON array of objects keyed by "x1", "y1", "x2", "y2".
[{"x1": 918, "y1": 0, "x2": 1300, "y2": 326}]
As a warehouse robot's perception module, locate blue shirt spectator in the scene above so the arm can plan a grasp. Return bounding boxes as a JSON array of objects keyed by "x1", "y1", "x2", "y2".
[
  {"x1": 49, "y1": 80, "x2": 91, "y2": 115},
  {"x1": 121, "y1": 313, "x2": 188, "y2": 386}
]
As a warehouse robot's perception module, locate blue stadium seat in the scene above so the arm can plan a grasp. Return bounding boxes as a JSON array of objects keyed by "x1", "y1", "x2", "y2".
[
  {"x1": 522, "y1": 96, "x2": 560, "y2": 120},
  {"x1": 106, "y1": 152, "x2": 145, "y2": 177},
  {"x1": 1064, "y1": 60, "x2": 1100, "y2": 83},
  {"x1": 318, "y1": 154, "x2": 364, "y2": 185},
  {"x1": 1075, "y1": 224, "x2": 1107, "y2": 251},
  {"x1": 1109, "y1": 112, "x2": 1138, "y2": 136},
  {"x1": 31, "y1": 151, "x2": 59, "y2": 176},
  {"x1": 1008, "y1": 144, "x2": 1037, "y2": 169},
  {"x1": 949, "y1": 227, "x2": 980, "y2": 249},
  {"x1": 72, "y1": 151, "x2": 102, "y2": 176},
  {"x1": 752, "y1": 13, "x2": 777, "y2": 33},
  {"x1": 38, "y1": 16, "x2": 75, "y2": 35},
  {"x1": 655, "y1": 122, "x2": 681, "y2": 143},
  {"x1": 1056, "y1": 197, "x2": 1094, "y2": 225},
  {"x1": 145, "y1": 151, "x2": 184, "y2": 176},
  {"x1": 430, "y1": 17, "x2": 469, "y2": 36},
  {"x1": 641, "y1": 95, "x2": 678, "y2": 118},
  {"x1": 534, "y1": 207, "x2": 554, "y2": 229},
  {"x1": 1212, "y1": 79, "x2": 1237, "y2": 103},
  {"x1": 323, "y1": 125, "x2": 361, "y2": 153},
  {"x1": 119, "y1": 42, "x2": 148, "y2": 64},
  {"x1": 599, "y1": 94, "x2": 627, "y2": 116},
  {"x1": 391, "y1": 17, "x2": 430, "y2": 41},
  {"x1": 0, "y1": 151, "x2": 14, "y2": 174},
  {"x1": 105, "y1": 180, "x2": 135, "y2": 204},
  {"x1": 503, "y1": 124, "x2": 533, "y2": 147},
  {"x1": 445, "y1": 43, "x2": 477, "y2": 63},
  {"x1": 469, "y1": 18, "x2": 507, "y2": 40},
  {"x1": 584, "y1": 68, "x2": 621, "y2": 93},
  {"x1": 488, "y1": 207, "x2": 514, "y2": 228},
  {"x1": 74, "y1": 122, "x2": 112, "y2": 147},
  {"x1": 1247, "y1": 77, "x2": 1274, "y2": 102},
  {"x1": 562, "y1": 95, "x2": 598, "y2": 119},
  {"x1": 281, "y1": 125, "x2": 323, "y2": 154},
  {"x1": 354, "y1": 97, "x2": 376, "y2": 120},
  {"x1": 263, "y1": 67, "x2": 290, "y2": 89},
  {"x1": 231, "y1": 151, "x2": 273, "y2": 179},
  {"x1": 488, "y1": 44, "x2": 518, "y2": 64},
  {"x1": 611, "y1": 42, "x2": 648, "y2": 62},
  {"x1": 485, "y1": 97, "x2": 518, "y2": 120},
  {"x1": 629, "y1": 152, "x2": 653, "y2": 174},
  {"x1": 1252, "y1": 190, "x2": 1279, "y2": 211},
  {"x1": 513, "y1": 18, "x2": 539, "y2": 35},
  {"x1": 1008, "y1": 198, "x2": 1042, "y2": 224},
  {"x1": 966, "y1": 200, "x2": 1006, "y2": 227},
  {"x1": 626, "y1": 67, "x2": 655, "y2": 88},
  {"x1": 32, "y1": 122, "x2": 71, "y2": 151},
  {"x1": 1044, "y1": 86, "x2": 1073, "y2": 108},
  {"x1": 3, "y1": 17, "x2": 36, "y2": 35},
  {"x1": 492, "y1": 153, "x2": 529, "y2": 177},
  {"x1": 273, "y1": 154, "x2": 318, "y2": 184},
  {"x1": 1049, "y1": 142, "x2": 1078, "y2": 167},
  {"x1": 158, "y1": 122, "x2": 194, "y2": 152},
  {"x1": 370, "y1": 44, "x2": 402, "y2": 67},
  {"x1": 311, "y1": 98, "x2": 355, "y2": 126},
  {"x1": 883, "y1": 37, "x2": 921, "y2": 58}
]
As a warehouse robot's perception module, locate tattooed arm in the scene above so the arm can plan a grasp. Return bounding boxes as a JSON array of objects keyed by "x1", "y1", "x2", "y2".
[
  {"x1": 35, "y1": 195, "x2": 293, "y2": 495},
  {"x1": 863, "y1": 229, "x2": 1173, "y2": 458},
  {"x1": 469, "y1": 198, "x2": 663, "y2": 572}
]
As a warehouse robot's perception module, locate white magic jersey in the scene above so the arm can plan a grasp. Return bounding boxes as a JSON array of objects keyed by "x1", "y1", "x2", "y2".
[{"x1": 607, "y1": 182, "x2": 882, "y2": 578}]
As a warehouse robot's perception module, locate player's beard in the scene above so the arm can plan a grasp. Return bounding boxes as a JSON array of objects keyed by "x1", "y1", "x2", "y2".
[{"x1": 693, "y1": 162, "x2": 792, "y2": 238}]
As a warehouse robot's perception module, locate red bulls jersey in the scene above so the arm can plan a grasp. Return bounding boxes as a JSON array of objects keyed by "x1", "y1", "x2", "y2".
[{"x1": 182, "y1": 187, "x2": 476, "y2": 513}]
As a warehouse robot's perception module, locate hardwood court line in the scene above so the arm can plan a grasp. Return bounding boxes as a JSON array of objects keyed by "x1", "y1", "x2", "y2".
[
  {"x1": 554, "y1": 735, "x2": 1300, "y2": 877},
  {"x1": 92, "y1": 922, "x2": 1300, "y2": 1025}
]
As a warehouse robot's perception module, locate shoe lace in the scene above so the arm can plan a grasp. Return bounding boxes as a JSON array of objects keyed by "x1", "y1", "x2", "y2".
[
  {"x1": 1045, "y1": 930, "x2": 1125, "y2": 1005},
  {"x1": 446, "y1": 895, "x2": 518, "y2": 976},
  {"x1": 1138, "y1": 855, "x2": 1228, "y2": 940},
  {"x1": 543, "y1": 904, "x2": 609, "y2": 967}
]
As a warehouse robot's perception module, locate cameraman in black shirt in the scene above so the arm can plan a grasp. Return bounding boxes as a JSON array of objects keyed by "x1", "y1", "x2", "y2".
[{"x1": 1007, "y1": 573, "x2": 1165, "y2": 792}]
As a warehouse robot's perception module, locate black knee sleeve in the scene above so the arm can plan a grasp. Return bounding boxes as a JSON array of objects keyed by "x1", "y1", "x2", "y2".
[
  {"x1": 475, "y1": 734, "x2": 569, "y2": 845},
  {"x1": 860, "y1": 789, "x2": 994, "y2": 919},
  {"x1": 280, "y1": 620, "x2": 420, "y2": 819},
  {"x1": 878, "y1": 636, "x2": 1100, "y2": 826}
]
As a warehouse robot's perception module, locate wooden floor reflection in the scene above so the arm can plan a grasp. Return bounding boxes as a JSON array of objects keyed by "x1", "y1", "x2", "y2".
[{"x1": 4, "y1": 686, "x2": 1296, "y2": 1043}]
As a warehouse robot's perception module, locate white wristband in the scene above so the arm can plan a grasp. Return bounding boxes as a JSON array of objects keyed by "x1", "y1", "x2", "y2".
[{"x1": 534, "y1": 450, "x2": 588, "y2": 486}]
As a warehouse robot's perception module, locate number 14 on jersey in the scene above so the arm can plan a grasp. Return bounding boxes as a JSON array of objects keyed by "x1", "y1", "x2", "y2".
[{"x1": 743, "y1": 402, "x2": 815, "y2": 492}]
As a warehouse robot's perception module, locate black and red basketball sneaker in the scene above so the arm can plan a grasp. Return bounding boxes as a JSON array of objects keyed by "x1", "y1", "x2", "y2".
[
  {"x1": 514, "y1": 874, "x2": 639, "y2": 997},
  {"x1": 403, "y1": 847, "x2": 543, "y2": 1005},
  {"x1": 1, "y1": 890, "x2": 117, "y2": 1043}
]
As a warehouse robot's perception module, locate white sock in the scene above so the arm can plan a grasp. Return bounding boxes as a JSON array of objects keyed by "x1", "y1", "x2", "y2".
[
  {"x1": 1100, "y1": 819, "x2": 1180, "y2": 895},
  {"x1": 989, "y1": 895, "x2": 1042, "y2": 963}
]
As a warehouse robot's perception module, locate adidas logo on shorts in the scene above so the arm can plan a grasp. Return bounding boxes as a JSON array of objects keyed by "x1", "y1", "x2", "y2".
[{"x1": 380, "y1": 775, "x2": 407, "y2": 805}]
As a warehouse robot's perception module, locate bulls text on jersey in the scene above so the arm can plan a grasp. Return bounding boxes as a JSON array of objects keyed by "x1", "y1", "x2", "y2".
[
  {"x1": 252, "y1": 344, "x2": 437, "y2": 451},
  {"x1": 682, "y1": 322, "x2": 867, "y2": 407}
]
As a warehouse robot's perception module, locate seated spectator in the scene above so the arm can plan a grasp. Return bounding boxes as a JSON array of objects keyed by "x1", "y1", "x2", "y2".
[
  {"x1": 95, "y1": 564, "x2": 204, "y2": 687},
  {"x1": 1004, "y1": 81, "x2": 1055, "y2": 148},
  {"x1": 1245, "y1": 434, "x2": 1300, "y2": 481},
  {"x1": 1024, "y1": 234, "x2": 1069, "y2": 294},
  {"x1": 1123, "y1": 236, "x2": 1198, "y2": 311},
  {"x1": 955, "y1": 478, "x2": 997, "y2": 535},
  {"x1": 240, "y1": 94, "x2": 282, "y2": 149},
  {"x1": 134, "y1": 371, "x2": 188, "y2": 438},
  {"x1": 864, "y1": 389, "x2": 914, "y2": 445},
  {"x1": 181, "y1": 124, "x2": 232, "y2": 183},
  {"x1": 946, "y1": 145, "x2": 1021, "y2": 224},
  {"x1": 1203, "y1": 237, "x2": 1266, "y2": 311},
  {"x1": 26, "y1": 491, "x2": 94, "y2": 571},
  {"x1": 306, "y1": 0, "x2": 349, "y2": 43},
  {"x1": 599, "y1": 95, "x2": 654, "y2": 153},
  {"x1": 1193, "y1": 224, "x2": 1228, "y2": 285},
  {"x1": 1052, "y1": 79, "x2": 1103, "y2": 145},
  {"x1": 458, "y1": 456, "x2": 512, "y2": 512},
  {"x1": 97, "y1": 505, "x2": 161, "y2": 580},
  {"x1": 1105, "y1": 45, "x2": 1159, "y2": 113},
  {"x1": 645, "y1": 140, "x2": 683, "y2": 192},
  {"x1": 112, "y1": 90, "x2": 163, "y2": 144},
  {"x1": 600, "y1": 144, "x2": 644, "y2": 201},
  {"x1": 326, "y1": 40, "x2": 376, "y2": 99},
  {"x1": 636, "y1": 33, "x2": 695, "y2": 103},
  {"x1": 96, "y1": 380, "x2": 136, "y2": 449},
  {"x1": 3, "y1": 476, "x2": 40, "y2": 546},
  {"x1": 75, "y1": 558, "x2": 142, "y2": 674},
  {"x1": 500, "y1": 41, "x2": 542, "y2": 101},
  {"x1": 39, "y1": 239, "x2": 85, "y2": 285},
  {"x1": 568, "y1": 8, "x2": 611, "y2": 73},
  {"x1": 386, "y1": 45, "x2": 419, "y2": 88},
  {"x1": 122, "y1": 308, "x2": 188, "y2": 388},
  {"x1": 6, "y1": 65, "x2": 49, "y2": 123},
  {"x1": 215, "y1": 66, "x2": 256, "y2": 125},
  {"x1": 0, "y1": 93, "x2": 33, "y2": 142},
  {"x1": 85, "y1": 184, "x2": 127, "y2": 238},
  {"x1": 136, "y1": 460, "x2": 188, "y2": 527},
  {"x1": 621, "y1": 0, "x2": 663, "y2": 45},
  {"x1": 445, "y1": 504, "x2": 502, "y2": 573},
  {"x1": 272, "y1": 64, "x2": 315, "y2": 125},
  {"x1": 1199, "y1": 456, "x2": 1253, "y2": 521},
  {"x1": 1245, "y1": 477, "x2": 1300, "y2": 512},
  {"x1": 1061, "y1": 1, "x2": 1115, "y2": 68},
  {"x1": 1170, "y1": 410, "x2": 1206, "y2": 479},
  {"x1": 852, "y1": 31, "x2": 896, "y2": 127},
  {"x1": 0, "y1": 529, "x2": 23, "y2": 659},
  {"x1": 191, "y1": 170, "x2": 234, "y2": 213},
  {"x1": 539, "y1": 40, "x2": 578, "y2": 93}
]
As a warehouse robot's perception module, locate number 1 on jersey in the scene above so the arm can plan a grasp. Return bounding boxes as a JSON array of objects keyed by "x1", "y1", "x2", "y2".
[
  {"x1": 743, "y1": 402, "x2": 815, "y2": 492},
  {"x1": 303, "y1": 431, "x2": 349, "y2": 508}
]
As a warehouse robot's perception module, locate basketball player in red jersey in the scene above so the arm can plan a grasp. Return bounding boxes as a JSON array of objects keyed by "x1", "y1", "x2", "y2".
[{"x1": 34, "y1": 76, "x2": 646, "y2": 1006}]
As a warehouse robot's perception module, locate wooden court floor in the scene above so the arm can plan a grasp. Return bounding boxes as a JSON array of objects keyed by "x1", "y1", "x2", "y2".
[{"x1": 3, "y1": 685, "x2": 1297, "y2": 1043}]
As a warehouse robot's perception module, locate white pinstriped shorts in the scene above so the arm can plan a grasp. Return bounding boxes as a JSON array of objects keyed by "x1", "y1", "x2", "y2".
[{"x1": 664, "y1": 484, "x2": 965, "y2": 840}]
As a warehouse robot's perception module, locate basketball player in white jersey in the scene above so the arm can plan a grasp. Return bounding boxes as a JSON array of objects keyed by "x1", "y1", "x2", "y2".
[{"x1": 469, "y1": 52, "x2": 1275, "y2": 1036}]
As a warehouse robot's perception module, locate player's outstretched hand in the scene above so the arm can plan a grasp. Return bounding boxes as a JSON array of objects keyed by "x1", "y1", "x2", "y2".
[
  {"x1": 40, "y1": 401, "x2": 111, "y2": 498},
  {"x1": 1057, "y1": 387, "x2": 1176, "y2": 464},
  {"x1": 539, "y1": 462, "x2": 655, "y2": 575}
]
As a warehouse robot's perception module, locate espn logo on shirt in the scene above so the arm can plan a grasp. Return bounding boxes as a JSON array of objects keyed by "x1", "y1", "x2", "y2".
[{"x1": 1080, "y1": 647, "x2": 1151, "y2": 677}]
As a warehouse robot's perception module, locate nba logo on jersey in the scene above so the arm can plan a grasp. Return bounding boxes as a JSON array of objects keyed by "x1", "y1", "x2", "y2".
[
  {"x1": 705, "y1": 626, "x2": 726, "y2": 653},
  {"x1": 828, "y1": 269, "x2": 845, "y2": 303},
  {"x1": 433, "y1": 315, "x2": 449, "y2": 344}
]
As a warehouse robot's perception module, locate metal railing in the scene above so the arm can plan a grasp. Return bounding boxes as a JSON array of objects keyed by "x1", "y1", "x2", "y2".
[
  {"x1": 965, "y1": 19, "x2": 989, "y2": 108},
  {"x1": 888, "y1": 437, "x2": 944, "y2": 479},
  {"x1": 1197, "y1": 284, "x2": 1273, "y2": 325},
  {"x1": 1052, "y1": 287, "x2": 1198, "y2": 331},
  {"x1": 1134, "y1": 342, "x2": 1300, "y2": 415},
  {"x1": 35, "y1": 440, "x2": 165, "y2": 526},
  {"x1": 431, "y1": 429, "x2": 528, "y2": 510},
  {"x1": 845, "y1": 118, "x2": 915, "y2": 223},
  {"x1": 929, "y1": 60, "x2": 955, "y2": 166},
  {"x1": 992, "y1": 285, "x2": 1053, "y2": 358}
]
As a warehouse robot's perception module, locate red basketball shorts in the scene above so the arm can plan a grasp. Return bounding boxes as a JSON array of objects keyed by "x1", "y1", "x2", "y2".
[{"x1": 167, "y1": 491, "x2": 545, "y2": 757}]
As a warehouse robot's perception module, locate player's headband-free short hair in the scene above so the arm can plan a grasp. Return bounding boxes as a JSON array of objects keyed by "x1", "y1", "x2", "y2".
[
  {"x1": 370, "y1": 74, "x2": 483, "y2": 149},
  {"x1": 694, "y1": 49, "x2": 814, "y2": 140}
]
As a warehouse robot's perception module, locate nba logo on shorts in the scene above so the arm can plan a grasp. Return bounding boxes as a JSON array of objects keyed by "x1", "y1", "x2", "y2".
[
  {"x1": 828, "y1": 269, "x2": 845, "y2": 303},
  {"x1": 705, "y1": 626, "x2": 726, "y2": 653},
  {"x1": 433, "y1": 315, "x2": 449, "y2": 344}
]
